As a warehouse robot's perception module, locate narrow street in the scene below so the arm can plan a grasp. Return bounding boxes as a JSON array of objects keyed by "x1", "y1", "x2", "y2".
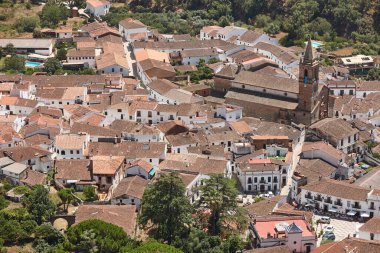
[
  {"x1": 280, "y1": 136, "x2": 304, "y2": 196},
  {"x1": 123, "y1": 41, "x2": 137, "y2": 78}
]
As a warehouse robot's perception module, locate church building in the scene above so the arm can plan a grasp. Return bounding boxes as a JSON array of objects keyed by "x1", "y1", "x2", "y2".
[{"x1": 215, "y1": 37, "x2": 329, "y2": 126}]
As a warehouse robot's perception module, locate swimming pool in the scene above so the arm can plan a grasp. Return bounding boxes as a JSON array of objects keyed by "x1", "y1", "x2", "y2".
[
  {"x1": 311, "y1": 41, "x2": 323, "y2": 48},
  {"x1": 25, "y1": 61, "x2": 43, "y2": 68}
]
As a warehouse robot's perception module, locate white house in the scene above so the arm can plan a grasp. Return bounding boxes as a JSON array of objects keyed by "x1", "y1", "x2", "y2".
[
  {"x1": 250, "y1": 216, "x2": 316, "y2": 253},
  {"x1": 92, "y1": 155, "x2": 125, "y2": 193},
  {"x1": 119, "y1": 18, "x2": 148, "y2": 42},
  {"x1": 357, "y1": 217, "x2": 380, "y2": 240},
  {"x1": 54, "y1": 134, "x2": 89, "y2": 159},
  {"x1": 96, "y1": 53, "x2": 129, "y2": 77},
  {"x1": 236, "y1": 158, "x2": 290, "y2": 194},
  {"x1": 0, "y1": 162, "x2": 28, "y2": 184},
  {"x1": 299, "y1": 179, "x2": 380, "y2": 218},
  {"x1": 0, "y1": 39, "x2": 53, "y2": 56},
  {"x1": 85, "y1": 0, "x2": 110, "y2": 17},
  {"x1": 199, "y1": 26, "x2": 222, "y2": 40},
  {"x1": 125, "y1": 159, "x2": 155, "y2": 180},
  {"x1": 180, "y1": 49, "x2": 221, "y2": 65},
  {"x1": 67, "y1": 48, "x2": 96, "y2": 68},
  {"x1": 308, "y1": 118, "x2": 360, "y2": 154},
  {"x1": 236, "y1": 30, "x2": 278, "y2": 47},
  {"x1": 110, "y1": 176, "x2": 148, "y2": 210},
  {"x1": 252, "y1": 42, "x2": 299, "y2": 79},
  {"x1": 216, "y1": 104, "x2": 243, "y2": 121}
]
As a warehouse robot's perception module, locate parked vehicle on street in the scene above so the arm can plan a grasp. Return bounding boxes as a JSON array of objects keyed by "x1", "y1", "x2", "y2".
[
  {"x1": 324, "y1": 225, "x2": 334, "y2": 233},
  {"x1": 322, "y1": 232, "x2": 335, "y2": 241},
  {"x1": 319, "y1": 216, "x2": 331, "y2": 224}
]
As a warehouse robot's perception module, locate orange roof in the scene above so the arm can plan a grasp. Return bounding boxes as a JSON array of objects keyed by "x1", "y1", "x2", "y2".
[
  {"x1": 0, "y1": 96, "x2": 18, "y2": 105},
  {"x1": 250, "y1": 135, "x2": 289, "y2": 140},
  {"x1": 249, "y1": 158, "x2": 272, "y2": 164},
  {"x1": 135, "y1": 49, "x2": 170, "y2": 63},
  {"x1": 229, "y1": 121, "x2": 251, "y2": 134},
  {"x1": 255, "y1": 217, "x2": 314, "y2": 239},
  {"x1": 86, "y1": 0, "x2": 108, "y2": 8}
]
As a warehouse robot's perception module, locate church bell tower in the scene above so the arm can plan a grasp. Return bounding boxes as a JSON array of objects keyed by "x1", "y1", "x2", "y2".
[{"x1": 298, "y1": 37, "x2": 319, "y2": 113}]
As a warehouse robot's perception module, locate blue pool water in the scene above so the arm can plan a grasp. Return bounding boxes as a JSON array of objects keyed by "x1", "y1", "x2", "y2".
[
  {"x1": 311, "y1": 41, "x2": 323, "y2": 48},
  {"x1": 25, "y1": 61, "x2": 43, "y2": 68}
]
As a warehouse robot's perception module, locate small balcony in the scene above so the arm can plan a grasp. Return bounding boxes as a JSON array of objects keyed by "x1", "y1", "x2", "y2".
[
  {"x1": 334, "y1": 201, "x2": 343, "y2": 206},
  {"x1": 353, "y1": 204, "x2": 361, "y2": 209},
  {"x1": 305, "y1": 194, "x2": 313, "y2": 200},
  {"x1": 314, "y1": 196, "x2": 322, "y2": 202},
  {"x1": 325, "y1": 199, "x2": 333, "y2": 204},
  {"x1": 259, "y1": 180, "x2": 266, "y2": 184}
]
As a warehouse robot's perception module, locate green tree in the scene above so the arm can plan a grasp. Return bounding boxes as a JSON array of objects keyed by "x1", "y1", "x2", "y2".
[
  {"x1": 21, "y1": 220, "x2": 38, "y2": 234},
  {"x1": 197, "y1": 174, "x2": 247, "y2": 236},
  {"x1": 130, "y1": 239, "x2": 183, "y2": 253},
  {"x1": 44, "y1": 58, "x2": 62, "y2": 74},
  {"x1": 39, "y1": 3, "x2": 69, "y2": 28},
  {"x1": 367, "y1": 68, "x2": 380, "y2": 81},
  {"x1": 35, "y1": 224, "x2": 64, "y2": 245},
  {"x1": 56, "y1": 48, "x2": 67, "y2": 61},
  {"x1": 4, "y1": 55, "x2": 25, "y2": 72},
  {"x1": 0, "y1": 196, "x2": 9, "y2": 211},
  {"x1": 76, "y1": 230, "x2": 98, "y2": 253},
  {"x1": 3, "y1": 43, "x2": 15, "y2": 55},
  {"x1": 264, "y1": 22, "x2": 280, "y2": 35},
  {"x1": 83, "y1": 186, "x2": 97, "y2": 201},
  {"x1": 58, "y1": 188, "x2": 74, "y2": 212},
  {"x1": 0, "y1": 219, "x2": 29, "y2": 244},
  {"x1": 22, "y1": 185, "x2": 56, "y2": 225},
  {"x1": 15, "y1": 16, "x2": 40, "y2": 33},
  {"x1": 66, "y1": 219, "x2": 136, "y2": 253},
  {"x1": 139, "y1": 173, "x2": 192, "y2": 244}
]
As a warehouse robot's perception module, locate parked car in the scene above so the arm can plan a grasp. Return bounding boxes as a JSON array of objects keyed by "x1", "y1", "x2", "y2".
[
  {"x1": 319, "y1": 216, "x2": 331, "y2": 224},
  {"x1": 324, "y1": 225, "x2": 334, "y2": 233},
  {"x1": 322, "y1": 232, "x2": 335, "y2": 241}
]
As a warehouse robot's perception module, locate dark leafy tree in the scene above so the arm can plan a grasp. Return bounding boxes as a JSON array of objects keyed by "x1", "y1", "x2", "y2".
[
  {"x1": 139, "y1": 173, "x2": 192, "y2": 244},
  {"x1": 22, "y1": 185, "x2": 56, "y2": 225},
  {"x1": 4, "y1": 55, "x2": 25, "y2": 72},
  {"x1": 56, "y1": 48, "x2": 67, "y2": 61},
  {"x1": 35, "y1": 224, "x2": 64, "y2": 245},
  {"x1": 197, "y1": 174, "x2": 247, "y2": 236},
  {"x1": 83, "y1": 186, "x2": 97, "y2": 201},
  {"x1": 58, "y1": 188, "x2": 74, "y2": 212},
  {"x1": 129, "y1": 239, "x2": 183, "y2": 253},
  {"x1": 66, "y1": 219, "x2": 136, "y2": 253},
  {"x1": 44, "y1": 58, "x2": 62, "y2": 74}
]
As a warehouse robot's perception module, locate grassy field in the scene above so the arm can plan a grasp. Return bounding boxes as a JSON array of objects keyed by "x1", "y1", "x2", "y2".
[{"x1": 0, "y1": 1, "x2": 43, "y2": 38}]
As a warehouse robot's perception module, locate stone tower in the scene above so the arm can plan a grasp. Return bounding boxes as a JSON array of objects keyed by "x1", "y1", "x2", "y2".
[{"x1": 298, "y1": 37, "x2": 319, "y2": 113}]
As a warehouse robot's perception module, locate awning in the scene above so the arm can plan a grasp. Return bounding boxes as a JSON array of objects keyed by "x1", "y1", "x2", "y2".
[
  {"x1": 305, "y1": 204, "x2": 313, "y2": 207},
  {"x1": 361, "y1": 212, "x2": 370, "y2": 218},
  {"x1": 148, "y1": 168, "x2": 156, "y2": 176},
  {"x1": 347, "y1": 211, "x2": 357, "y2": 216},
  {"x1": 328, "y1": 208, "x2": 337, "y2": 213}
]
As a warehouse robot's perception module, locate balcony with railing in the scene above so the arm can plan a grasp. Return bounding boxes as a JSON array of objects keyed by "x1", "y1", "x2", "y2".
[
  {"x1": 325, "y1": 198, "x2": 333, "y2": 204},
  {"x1": 259, "y1": 179, "x2": 266, "y2": 184},
  {"x1": 334, "y1": 200, "x2": 343, "y2": 206},
  {"x1": 314, "y1": 196, "x2": 322, "y2": 202},
  {"x1": 352, "y1": 204, "x2": 361, "y2": 209}
]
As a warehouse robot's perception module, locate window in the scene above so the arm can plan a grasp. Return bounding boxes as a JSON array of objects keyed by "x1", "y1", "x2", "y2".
[
  {"x1": 77, "y1": 150, "x2": 80, "y2": 154},
  {"x1": 248, "y1": 177, "x2": 252, "y2": 184},
  {"x1": 340, "y1": 140, "x2": 343, "y2": 146},
  {"x1": 117, "y1": 109, "x2": 122, "y2": 112},
  {"x1": 349, "y1": 90, "x2": 354, "y2": 95},
  {"x1": 371, "y1": 233, "x2": 374, "y2": 240},
  {"x1": 120, "y1": 68, "x2": 123, "y2": 72},
  {"x1": 242, "y1": 85, "x2": 245, "y2": 89},
  {"x1": 268, "y1": 177, "x2": 271, "y2": 182},
  {"x1": 148, "y1": 111, "x2": 152, "y2": 117},
  {"x1": 70, "y1": 150, "x2": 73, "y2": 154},
  {"x1": 340, "y1": 90, "x2": 344, "y2": 96},
  {"x1": 112, "y1": 68, "x2": 115, "y2": 72},
  {"x1": 106, "y1": 177, "x2": 112, "y2": 184},
  {"x1": 137, "y1": 111, "x2": 141, "y2": 117}
]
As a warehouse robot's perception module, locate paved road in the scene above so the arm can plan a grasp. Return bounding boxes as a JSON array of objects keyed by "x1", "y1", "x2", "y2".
[
  {"x1": 314, "y1": 214, "x2": 362, "y2": 246},
  {"x1": 123, "y1": 41, "x2": 137, "y2": 78},
  {"x1": 280, "y1": 140, "x2": 303, "y2": 196}
]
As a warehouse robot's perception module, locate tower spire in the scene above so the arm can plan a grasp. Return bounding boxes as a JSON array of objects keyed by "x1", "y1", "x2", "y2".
[{"x1": 303, "y1": 36, "x2": 315, "y2": 64}]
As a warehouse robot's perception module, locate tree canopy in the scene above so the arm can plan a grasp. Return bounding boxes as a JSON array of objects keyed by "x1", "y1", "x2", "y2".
[
  {"x1": 22, "y1": 185, "x2": 56, "y2": 225},
  {"x1": 139, "y1": 172, "x2": 192, "y2": 244},
  {"x1": 66, "y1": 219, "x2": 136, "y2": 253}
]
